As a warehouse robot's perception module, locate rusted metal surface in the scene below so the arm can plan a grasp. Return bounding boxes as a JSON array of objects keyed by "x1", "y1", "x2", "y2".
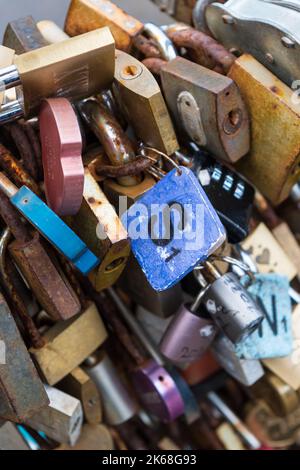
[
  {"x1": 133, "y1": 34, "x2": 162, "y2": 58},
  {"x1": 94, "y1": 156, "x2": 154, "y2": 178},
  {"x1": 0, "y1": 228, "x2": 44, "y2": 349},
  {"x1": 254, "y1": 193, "x2": 281, "y2": 230},
  {"x1": 6, "y1": 122, "x2": 39, "y2": 181},
  {"x1": 22, "y1": 121, "x2": 43, "y2": 180},
  {"x1": 79, "y1": 99, "x2": 141, "y2": 187},
  {"x1": 0, "y1": 143, "x2": 41, "y2": 196},
  {"x1": 9, "y1": 233, "x2": 81, "y2": 322},
  {"x1": 58, "y1": 254, "x2": 88, "y2": 310},
  {"x1": 0, "y1": 190, "x2": 31, "y2": 243},
  {"x1": 165, "y1": 25, "x2": 235, "y2": 74},
  {"x1": 142, "y1": 57, "x2": 167, "y2": 75},
  {"x1": 0, "y1": 292, "x2": 49, "y2": 423}
]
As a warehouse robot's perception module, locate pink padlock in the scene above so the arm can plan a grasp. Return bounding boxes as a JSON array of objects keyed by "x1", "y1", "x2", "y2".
[{"x1": 39, "y1": 98, "x2": 84, "y2": 216}]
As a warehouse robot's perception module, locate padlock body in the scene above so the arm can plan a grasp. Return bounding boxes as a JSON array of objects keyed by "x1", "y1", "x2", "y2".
[{"x1": 160, "y1": 303, "x2": 217, "y2": 364}]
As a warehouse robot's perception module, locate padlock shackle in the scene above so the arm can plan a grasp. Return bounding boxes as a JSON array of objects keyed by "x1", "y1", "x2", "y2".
[
  {"x1": 0, "y1": 172, "x2": 18, "y2": 198},
  {"x1": 143, "y1": 23, "x2": 177, "y2": 62},
  {"x1": 0, "y1": 65, "x2": 21, "y2": 90}
]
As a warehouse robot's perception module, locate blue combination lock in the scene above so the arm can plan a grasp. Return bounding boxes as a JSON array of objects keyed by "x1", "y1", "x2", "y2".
[
  {"x1": 122, "y1": 167, "x2": 226, "y2": 291},
  {"x1": 235, "y1": 274, "x2": 293, "y2": 360},
  {"x1": 1, "y1": 177, "x2": 100, "y2": 276}
]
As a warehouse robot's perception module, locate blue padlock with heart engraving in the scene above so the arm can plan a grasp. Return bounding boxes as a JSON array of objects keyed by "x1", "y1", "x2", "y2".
[
  {"x1": 0, "y1": 172, "x2": 100, "y2": 276},
  {"x1": 122, "y1": 166, "x2": 226, "y2": 291},
  {"x1": 235, "y1": 274, "x2": 293, "y2": 360}
]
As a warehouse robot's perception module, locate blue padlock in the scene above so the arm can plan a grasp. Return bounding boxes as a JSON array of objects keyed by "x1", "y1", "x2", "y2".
[
  {"x1": 10, "y1": 186, "x2": 100, "y2": 275},
  {"x1": 235, "y1": 274, "x2": 293, "y2": 360},
  {"x1": 122, "y1": 167, "x2": 226, "y2": 291}
]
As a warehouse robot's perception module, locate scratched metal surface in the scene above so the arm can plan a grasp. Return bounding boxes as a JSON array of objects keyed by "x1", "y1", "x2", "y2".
[{"x1": 0, "y1": 0, "x2": 172, "y2": 36}]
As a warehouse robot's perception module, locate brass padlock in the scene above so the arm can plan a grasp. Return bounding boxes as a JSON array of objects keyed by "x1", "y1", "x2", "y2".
[
  {"x1": 160, "y1": 56, "x2": 250, "y2": 163},
  {"x1": 113, "y1": 50, "x2": 179, "y2": 155},
  {"x1": 0, "y1": 292, "x2": 49, "y2": 422},
  {"x1": 26, "y1": 385, "x2": 83, "y2": 446},
  {"x1": 65, "y1": 0, "x2": 143, "y2": 51},
  {"x1": 69, "y1": 168, "x2": 130, "y2": 291},
  {"x1": 58, "y1": 366, "x2": 102, "y2": 425},
  {"x1": 242, "y1": 222, "x2": 298, "y2": 281},
  {"x1": 229, "y1": 54, "x2": 300, "y2": 205},
  {"x1": 37, "y1": 20, "x2": 69, "y2": 44},
  {"x1": 30, "y1": 302, "x2": 108, "y2": 385},
  {"x1": 0, "y1": 47, "x2": 15, "y2": 107},
  {"x1": 0, "y1": 27, "x2": 115, "y2": 120},
  {"x1": 3, "y1": 15, "x2": 48, "y2": 53}
]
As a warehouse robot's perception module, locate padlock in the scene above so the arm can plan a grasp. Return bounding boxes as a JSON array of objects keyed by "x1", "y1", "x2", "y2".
[
  {"x1": 215, "y1": 423, "x2": 245, "y2": 451},
  {"x1": 65, "y1": 0, "x2": 143, "y2": 51},
  {"x1": 26, "y1": 385, "x2": 83, "y2": 446},
  {"x1": 57, "y1": 367, "x2": 102, "y2": 425},
  {"x1": 0, "y1": 422, "x2": 31, "y2": 450},
  {"x1": 193, "y1": 0, "x2": 224, "y2": 34},
  {"x1": 242, "y1": 223, "x2": 298, "y2": 281},
  {"x1": 255, "y1": 193, "x2": 300, "y2": 278},
  {"x1": 206, "y1": 0, "x2": 300, "y2": 87},
  {"x1": 3, "y1": 15, "x2": 48, "y2": 54},
  {"x1": 84, "y1": 352, "x2": 139, "y2": 426},
  {"x1": 119, "y1": 254, "x2": 183, "y2": 318},
  {"x1": 39, "y1": 98, "x2": 84, "y2": 216},
  {"x1": 30, "y1": 302, "x2": 108, "y2": 385},
  {"x1": 0, "y1": 292, "x2": 49, "y2": 422},
  {"x1": 37, "y1": 20, "x2": 69, "y2": 44},
  {"x1": 123, "y1": 166, "x2": 226, "y2": 291},
  {"x1": 142, "y1": 23, "x2": 177, "y2": 61},
  {"x1": 159, "y1": 287, "x2": 217, "y2": 364},
  {"x1": 245, "y1": 400, "x2": 300, "y2": 449},
  {"x1": 57, "y1": 424, "x2": 114, "y2": 450},
  {"x1": 228, "y1": 54, "x2": 300, "y2": 206},
  {"x1": 180, "y1": 350, "x2": 221, "y2": 386},
  {"x1": 136, "y1": 306, "x2": 174, "y2": 343},
  {"x1": 0, "y1": 47, "x2": 15, "y2": 107},
  {"x1": 0, "y1": 172, "x2": 100, "y2": 275},
  {"x1": 162, "y1": 23, "x2": 235, "y2": 74},
  {"x1": 69, "y1": 168, "x2": 130, "y2": 291},
  {"x1": 107, "y1": 289, "x2": 185, "y2": 422},
  {"x1": 197, "y1": 261, "x2": 264, "y2": 344},
  {"x1": 235, "y1": 274, "x2": 293, "y2": 360},
  {"x1": 113, "y1": 50, "x2": 179, "y2": 155},
  {"x1": 0, "y1": 190, "x2": 81, "y2": 321},
  {"x1": 263, "y1": 304, "x2": 300, "y2": 391},
  {"x1": 181, "y1": 143, "x2": 255, "y2": 244},
  {"x1": 160, "y1": 57, "x2": 250, "y2": 163},
  {"x1": 251, "y1": 372, "x2": 300, "y2": 418},
  {"x1": 207, "y1": 391, "x2": 265, "y2": 450},
  {"x1": 0, "y1": 27, "x2": 115, "y2": 122},
  {"x1": 212, "y1": 334, "x2": 264, "y2": 386}
]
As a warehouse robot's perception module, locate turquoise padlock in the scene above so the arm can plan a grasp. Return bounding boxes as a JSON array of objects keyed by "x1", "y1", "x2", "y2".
[{"x1": 235, "y1": 274, "x2": 293, "y2": 360}]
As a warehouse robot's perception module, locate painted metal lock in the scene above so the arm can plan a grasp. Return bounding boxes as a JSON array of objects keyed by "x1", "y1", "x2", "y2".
[
  {"x1": 0, "y1": 27, "x2": 115, "y2": 122},
  {"x1": 263, "y1": 304, "x2": 300, "y2": 390},
  {"x1": 229, "y1": 55, "x2": 300, "y2": 205},
  {"x1": 84, "y1": 353, "x2": 138, "y2": 426},
  {"x1": 39, "y1": 98, "x2": 84, "y2": 216},
  {"x1": 30, "y1": 302, "x2": 108, "y2": 385},
  {"x1": 0, "y1": 173, "x2": 100, "y2": 275},
  {"x1": 0, "y1": 293, "x2": 49, "y2": 422},
  {"x1": 159, "y1": 289, "x2": 217, "y2": 364},
  {"x1": 58, "y1": 366, "x2": 102, "y2": 425},
  {"x1": 26, "y1": 385, "x2": 83, "y2": 446},
  {"x1": 242, "y1": 223, "x2": 298, "y2": 282},
  {"x1": 212, "y1": 333, "x2": 264, "y2": 386},
  {"x1": 119, "y1": 254, "x2": 183, "y2": 318},
  {"x1": 206, "y1": 0, "x2": 300, "y2": 87},
  {"x1": 65, "y1": 0, "x2": 144, "y2": 51},
  {"x1": 160, "y1": 57, "x2": 250, "y2": 163},
  {"x1": 69, "y1": 168, "x2": 130, "y2": 290},
  {"x1": 235, "y1": 274, "x2": 293, "y2": 360},
  {"x1": 123, "y1": 166, "x2": 226, "y2": 291},
  {"x1": 185, "y1": 143, "x2": 255, "y2": 244},
  {"x1": 113, "y1": 50, "x2": 179, "y2": 156},
  {"x1": 200, "y1": 262, "x2": 264, "y2": 344},
  {"x1": 3, "y1": 15, "x2": 48, "y2": 54}
]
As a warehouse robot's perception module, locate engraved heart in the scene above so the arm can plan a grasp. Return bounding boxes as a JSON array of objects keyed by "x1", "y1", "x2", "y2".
[{"x1": 256, "y1": 248, "x2": 271, "y2": 265}]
